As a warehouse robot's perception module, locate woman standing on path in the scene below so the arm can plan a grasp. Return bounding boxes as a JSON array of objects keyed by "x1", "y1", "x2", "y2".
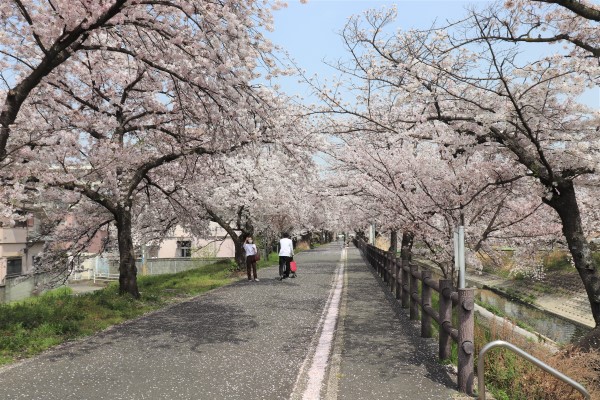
[
  {"x1": 243, "y1": 236, "x2": 259, "y2": 282},
  {"x1": 278, "y1": 232, "x2": 294, "y2": 280}
]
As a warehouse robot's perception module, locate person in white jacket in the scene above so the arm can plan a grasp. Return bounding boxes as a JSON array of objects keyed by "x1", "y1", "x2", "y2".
[
  {"x1": 243, "y1": 236, "x2": 259, "y2": 282},
  {"x1": 278, "y1": 232, "x2": 294, "y2": 280}
]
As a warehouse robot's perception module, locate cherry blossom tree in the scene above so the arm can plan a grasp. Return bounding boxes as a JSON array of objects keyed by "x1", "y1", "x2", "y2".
[
  {"x1": 303, "y1": 8, "x2": 555, "y2": 282},
  {"x1": 0, "y1": 0, "x2": 282, "y2": 159},
  {"x1": 23, "y1": 68, "x2": 268, "y2": 297},
  {"x1": 321, "y1": 5, "x2": 600, "y2": 334},
  {"x1": 13, "y1": 1, "x2": 285, "y2": 298},
  {"x1": 459, "y1": 0, "x2": 600, "y2": 342},
  {"x1": 474, "y1": 0, "x2": 600, "y2": 58},
  {"x1": 157, "y1": 109, "x2": 325, "y2": 269},
  {"x1": 321, "y1": 120, "x2": 559, "y2": 283}
]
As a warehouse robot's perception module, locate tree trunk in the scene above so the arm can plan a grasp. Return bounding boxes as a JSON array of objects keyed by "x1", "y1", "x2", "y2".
[
  {"x1": 115, "y1": 207, "x2": 140, "y2": 299},
  {"x1": 544, "y1": 181, "x2": 599, "y2": 329},
  {"x1": 203, "y1": 206, "x2": 254, "y2": 270},
  {"x1": 301, "y1": 232, "x2": 311, "y2": 247},
  {"x1": 400, "y1": 231, "x2": 414, "y2": 263},
  {"x1": 389, "y1": 230, "x2": 398, "y2": 254},
  {"x1": 234, "y1": 235, "x2": 248, "y2": 271}
]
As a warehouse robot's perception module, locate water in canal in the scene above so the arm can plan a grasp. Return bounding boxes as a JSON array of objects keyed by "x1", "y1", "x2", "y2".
[{"x1": 475, "y1": 289, "x2": 591, "y2": 345}]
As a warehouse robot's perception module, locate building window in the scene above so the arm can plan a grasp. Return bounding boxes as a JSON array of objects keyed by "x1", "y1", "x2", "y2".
[
  {"x1": 7, "y1": 258, "x2": 22, "y2": 277},
  {"x1": 177, "y1": 240, "x2": 192, "y2": 258},
  {"x1": 148, "y1": 245, "x2": 159, "y2": 259},
  {"x1": 13, "y1": 219, "x2": 27, "y2": 228},
  {"x1": 208, "y1": 225, "x2": 228, "y2": 240}
]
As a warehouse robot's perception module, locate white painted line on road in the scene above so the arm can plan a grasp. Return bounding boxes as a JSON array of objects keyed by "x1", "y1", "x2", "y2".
[{"x1": 299, "y1": 247, "x2": 346, "y2": 400}]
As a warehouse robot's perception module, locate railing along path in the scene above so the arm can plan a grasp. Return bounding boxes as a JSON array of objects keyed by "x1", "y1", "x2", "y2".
[
  {"x1": 355, "y1": 239, "x2": 592, "y2": 398},
  {"x1": 356, "y1": 239, "x2": 475, "y2": 395}
]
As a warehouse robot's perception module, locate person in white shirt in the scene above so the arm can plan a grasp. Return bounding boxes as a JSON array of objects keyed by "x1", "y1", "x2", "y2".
[
  {"x1": 278, "y1": 232, "x2": 294, "y2": 280},
  {"x1": 243, "y1": 236, "x2": 259, "y2": 282}
]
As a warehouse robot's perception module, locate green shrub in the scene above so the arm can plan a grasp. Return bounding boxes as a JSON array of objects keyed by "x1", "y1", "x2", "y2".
[
  {"x1": 492, "y1": 389, "x2": 510, "y2": 400},
  {"x1": 543, "y1": 251, "x2": 572, "y2": 272},
  {"x1": 512, "y1": 272, "x2": 526, "y2": 281},
  {"x1": 592, "y1": 252, "x2": 600, "y2": 268}
]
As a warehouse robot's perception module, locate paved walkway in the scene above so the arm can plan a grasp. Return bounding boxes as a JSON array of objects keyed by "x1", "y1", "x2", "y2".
[
  {"x1": 66, "y1": 281, "x2": 106, "y2": 294},
  {"x1": 0, "y1": 243, "x2": 459, "y2": 399}
]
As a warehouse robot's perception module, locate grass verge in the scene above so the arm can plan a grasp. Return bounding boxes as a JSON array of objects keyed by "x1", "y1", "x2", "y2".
[
  {"x1": 0, "y1": 258, "x2": 249, "y2": 366},
  {"x1": 412, "y1": 279, "x2": 598, "y2": 399},
  {"x1": 475, "y1": 318, "x2": 600, "y2": 400}
]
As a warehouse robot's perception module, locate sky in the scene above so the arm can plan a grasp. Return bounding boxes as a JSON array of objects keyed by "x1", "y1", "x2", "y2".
[
  {"x1": 265, "y1": 0, "x2": 599, "y2": 108},
  {"x1": 265, "y1": 0, "x2": 491, "y2": 98}
]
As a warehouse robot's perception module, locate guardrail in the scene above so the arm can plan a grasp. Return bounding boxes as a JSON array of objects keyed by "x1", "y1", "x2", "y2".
[
  {"x1": 356, "y1": 239, "x2": 475, "y2": 395},
  {"x1": 92, "y1": 272, "x2": 120, "y2": 283},
  {"x1": 478, "y1": 340, "x2": 590, "y2": 400}
]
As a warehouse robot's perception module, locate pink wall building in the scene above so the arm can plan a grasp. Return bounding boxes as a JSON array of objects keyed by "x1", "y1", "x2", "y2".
[
  {"x1": 147, "y1": 223, "x2": 235, "y2": 259},
  {"x1": 0, "y1": 217, "x2": 44, "y2": 285}
]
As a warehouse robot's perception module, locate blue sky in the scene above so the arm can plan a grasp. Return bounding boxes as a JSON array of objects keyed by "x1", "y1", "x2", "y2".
[
  {"x1": 266, "y1": 0, "x2": 599, "y2": 107},
  {"x1": 266, "y1": 0, "x2": 492, "y2": 98}
]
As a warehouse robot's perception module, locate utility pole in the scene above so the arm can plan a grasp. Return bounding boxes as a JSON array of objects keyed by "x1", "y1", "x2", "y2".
[
  {"x1": 369, "y1": 223, "x2": 376, "y2": 245},
  {"x1": 454, "y1": 226, "x2": 466, "y2": 289}
]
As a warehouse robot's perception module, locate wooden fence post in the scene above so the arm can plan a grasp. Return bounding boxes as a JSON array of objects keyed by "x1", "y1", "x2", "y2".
[
  {"x1": 438, "y1": 279, "x2": 453, "y2": 360},
  {"x1": 409, "y1": 263, "x2": 419, "y2": 320},
  {"x1": 383, "y1": 250, "x2": 389, "y2": 283},
  {"x1": 370, "y1": 247, "x2": 376, "y2": 273},
  {"x1": 401, "y1": 259, "x2": 409, "y2": 308},
  {"x1": 371, "y1": 248, "x2": 375, "y2": 271},
  {"x1": 388, "y1": 253, "x2": 395, "y2": 292},
  {"x1": 458, "y1": 288, "x2": 475, "y2": 395},
  {"x1": 421, "y1": 269, "x2": 432, "y2": 338},
  {"x1": 395, "y1": 256, "x2": 401, "y2": 300}
]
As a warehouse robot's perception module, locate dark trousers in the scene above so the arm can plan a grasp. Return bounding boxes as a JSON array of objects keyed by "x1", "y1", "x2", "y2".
[
  {"x1": 246, "y1": 256, "x2": 257, "y2": 280},
  {"x1": 279, "y1": 256, "x2": 292, "y2": 277}
]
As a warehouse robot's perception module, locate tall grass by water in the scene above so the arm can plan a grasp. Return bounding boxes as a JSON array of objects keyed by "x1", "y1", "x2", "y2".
[
  {"x1": 476, "y1": 319, "x2": 600, "y2": 400},
  {"x1": 427, "y1": 287, "x2": 599, "y2": 399}
]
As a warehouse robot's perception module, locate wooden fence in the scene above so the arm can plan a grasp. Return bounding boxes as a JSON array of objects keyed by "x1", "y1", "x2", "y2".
[{"x1": 356, "y1": 239, "x2": 475, "y2": 395}]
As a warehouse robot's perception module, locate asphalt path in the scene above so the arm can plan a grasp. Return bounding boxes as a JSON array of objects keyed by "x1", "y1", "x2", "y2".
[{"x1": 0, "y1": 243, "x2": 458, "y2": 399}]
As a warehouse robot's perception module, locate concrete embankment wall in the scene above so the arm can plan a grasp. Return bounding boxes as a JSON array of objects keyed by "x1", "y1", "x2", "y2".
[{"x1": 0, "y1": 272, "x2": 66, "y2": 303}]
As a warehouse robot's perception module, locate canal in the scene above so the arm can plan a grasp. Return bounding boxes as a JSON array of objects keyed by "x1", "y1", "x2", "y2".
[{"x1": 475, "y1": 289, "x2": 591, "y2": 345}]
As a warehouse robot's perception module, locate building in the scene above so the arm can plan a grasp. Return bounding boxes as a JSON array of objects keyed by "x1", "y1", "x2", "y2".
[
  {"x1": 146, "y1": 222, "x2": 235, "y2": 259},
  {"x1": 0, "y1": 215, "x2": 235, "y2": 288},
  {"x1": 0, "y1": 216, "x2": 44, "y2": 286}
]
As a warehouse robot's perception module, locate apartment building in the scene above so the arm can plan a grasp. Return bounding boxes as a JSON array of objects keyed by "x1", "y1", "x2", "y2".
[
  {"x1": 0, "y1": 217, "x2": 44, "y2": 285},
  {"x1": 146, "y1": 222, "x2": 235, "y2": 259},
  {"x1": 0, "y1": 215, "x2": 235, "y2": 285}
]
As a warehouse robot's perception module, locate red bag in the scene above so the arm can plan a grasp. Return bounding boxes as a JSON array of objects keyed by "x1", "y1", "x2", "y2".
[{"x1": 290, "y1": 261, "x2": 297, "y2": 273}]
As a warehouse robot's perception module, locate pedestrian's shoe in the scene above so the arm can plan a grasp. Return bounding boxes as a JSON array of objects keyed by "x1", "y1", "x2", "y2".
[{"x1": 254, "y1": 278, "x2": 260, "y2": 282}]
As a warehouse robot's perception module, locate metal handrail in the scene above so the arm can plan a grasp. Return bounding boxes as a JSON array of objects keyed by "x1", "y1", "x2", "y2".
[{"x1": 477, "y1": 340, "x2": 590, "y2": 400}]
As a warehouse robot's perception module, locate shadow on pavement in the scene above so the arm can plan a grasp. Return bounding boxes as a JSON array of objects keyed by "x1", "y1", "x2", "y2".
[{"x1": 46, "y1": 295, "x2": 258, "y2": 362}]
